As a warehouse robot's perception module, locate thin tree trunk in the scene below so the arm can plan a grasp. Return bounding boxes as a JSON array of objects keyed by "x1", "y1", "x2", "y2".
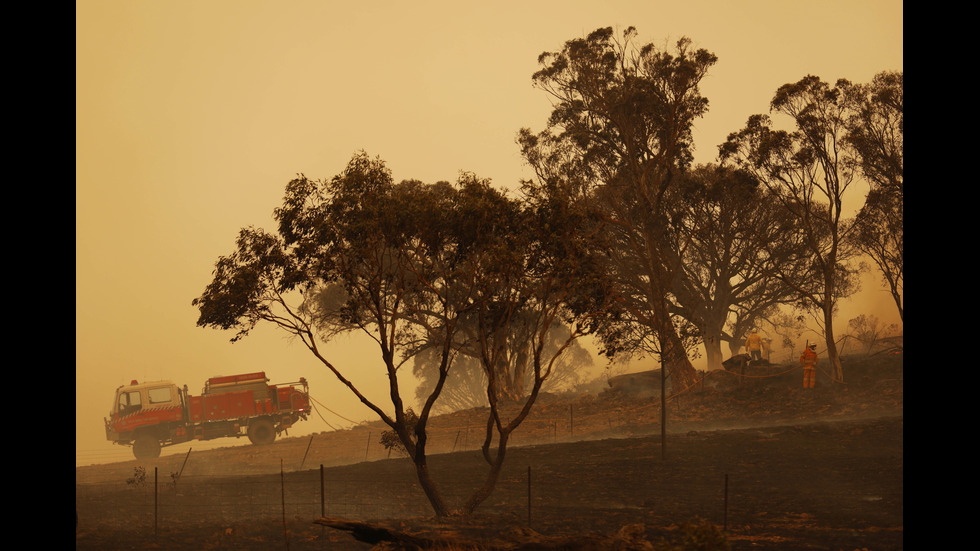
[
  {"x1": 823, "y1": 306, "x2": 844, "y2": 384},
  {"x1": 660, "y1": 358, "x2": 666, "y2": 460},
  {"x1": 462, "y1": 433, "x2": 509, "y2": 514},
  {"x1": 703, "y1": 333, "x2": 725, "y2": 371},
  {"x1": 890, "y1": 287, "x2": 904, "y2": 323},
  {"x1": 413, "y1": 458, "x2": 450, "y2": 517}
]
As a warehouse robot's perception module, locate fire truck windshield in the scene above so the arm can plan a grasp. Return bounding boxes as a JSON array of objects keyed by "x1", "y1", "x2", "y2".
[{"x1": 118, "y1": 390, "x2": 142, "y2": 416}]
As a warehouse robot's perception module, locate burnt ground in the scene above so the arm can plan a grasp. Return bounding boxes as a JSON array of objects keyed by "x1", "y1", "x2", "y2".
[{"x1": 75, "y1": 352, "x2": 903, "y2": 550}]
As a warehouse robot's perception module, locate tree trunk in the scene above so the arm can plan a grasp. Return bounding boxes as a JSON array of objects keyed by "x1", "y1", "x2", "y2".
[
  {"x1": 661, "y1": 318, "x2": 697, "y2": 390},
  {"x1": 412, "y1": 458, "x2": 450, "y2": 517},
  {"x1": 461, "y1": 433, "x2": 509, "y2": 514},
  {"x1": 670, "y1": 352, "x2": 698, "y2": 390},
  {"x1": 823, "y1": 306, "x2": 844, "y2": 384},
  {"x1": 697, "y1": 307, "x2": 730, "y2": 371},
  {"x1": 727, "y1": 338, "x2": 741, "y2": 358},
  {"x1": 402, "y1": 422, "x2": 451, "y2": 517},
  {"x1": 890, "y1": 287, "x2": 904, "y2": 323},
  {"x1": 702, "y1": 332, "x2": 725, "y2": 371}
]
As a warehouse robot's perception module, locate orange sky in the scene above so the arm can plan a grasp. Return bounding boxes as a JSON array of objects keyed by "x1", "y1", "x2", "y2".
[{"x1": 76, "y1": 0, "x2": 903, "y2": 466}]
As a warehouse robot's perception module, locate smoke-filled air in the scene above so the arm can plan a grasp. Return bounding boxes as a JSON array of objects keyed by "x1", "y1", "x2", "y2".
[{"x1": 77, "y1": 2, "x2": 902, "y2": 549}]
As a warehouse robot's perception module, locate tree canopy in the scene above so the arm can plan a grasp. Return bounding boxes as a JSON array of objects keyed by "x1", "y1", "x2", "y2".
[
  {"x1": 194, "y1": 151, "x2": 611, "y2": 516},
  {"x1": 670, "y1": 163, "x2": 809, "y2": 369}
]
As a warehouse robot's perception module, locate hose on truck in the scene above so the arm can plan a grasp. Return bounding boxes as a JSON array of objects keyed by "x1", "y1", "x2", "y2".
[{"x1": 307, "y1": 394, "x2": 361, "y2": 431}]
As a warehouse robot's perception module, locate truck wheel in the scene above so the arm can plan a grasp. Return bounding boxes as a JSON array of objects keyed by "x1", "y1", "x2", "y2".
[
  {"x1": 248, "y1": 418, "x2": 276, "y2": 445},
  {"x1": 133, "y1": 434, "x2": 161, "y2": 460}
]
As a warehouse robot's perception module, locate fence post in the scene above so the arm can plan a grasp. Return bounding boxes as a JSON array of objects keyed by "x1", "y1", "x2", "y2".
[
  {"x1": 281, "y1": 459, "x2": 290, "y2": 550},
  {"x1": 177, "y1": 448, "x2": 192, "y2": 483},
  {"x1": 301, "y1": 435, "x2": 314, "y2": 469},
  {"x1": 320, "y1": 464, "x2": 325, "y2": 519},
  {"x1": 154, "y1": 467, "x2": 158, "y2": 537},
  {"x1": 365, "y1": 432, "x2": 371, "y2": 461},
  {"x1": 527, "y1": 465, "x2": 532, "y2": 526},
  {"x1": 723, "y1": 473, "x2": 729, "y2": 532}
]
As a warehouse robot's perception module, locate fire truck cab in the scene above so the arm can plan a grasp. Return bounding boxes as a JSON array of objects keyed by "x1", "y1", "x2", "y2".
[
  {"x1": 111, "y1": 380, "x2": 182, "y2": 418},
  {"x1": 105, "y1": 379, "x2": 187, "y2": 459}
]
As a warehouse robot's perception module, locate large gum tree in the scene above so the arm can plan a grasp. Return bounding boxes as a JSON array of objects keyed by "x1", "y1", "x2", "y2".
[
  {"x1": 670, "y1": 164, "x2": 810, "y2": 370},
  {"x1": 194, "y1": 152, "x2": 609, "y2": 517},
  {"x1": 519, "y1": 27, "x2": 718, "y2": 391}
]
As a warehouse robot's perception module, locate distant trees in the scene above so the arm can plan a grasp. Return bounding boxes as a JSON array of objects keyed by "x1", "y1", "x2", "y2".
[
  {"x1": 413, "y1": 326, "x2": 594, "y2": 414},
  {"x1": 845, "y1": 313, "x2": 900, "y2": 355}
]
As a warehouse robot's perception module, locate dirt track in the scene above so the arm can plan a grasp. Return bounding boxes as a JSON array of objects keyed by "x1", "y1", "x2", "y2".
[{"x1": 75, "y1": 353, "x2": 903, "y2": 550}]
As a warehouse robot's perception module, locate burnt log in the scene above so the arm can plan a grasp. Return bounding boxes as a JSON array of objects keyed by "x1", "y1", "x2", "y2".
[
  {"x1": 313, "y1": 518, "x2": 443, "y2": 549},
  {"x1": 313, "y1": 517, "x2": 659, "y2": 550},
  {"x1": 722, "y1": 354, "x2": 752, "y2": 376}
]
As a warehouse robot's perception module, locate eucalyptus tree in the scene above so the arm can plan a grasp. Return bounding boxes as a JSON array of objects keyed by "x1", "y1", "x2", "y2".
[
  {"x1": 844, "y1": 71, "x2": 903, "y2": 321},
  {"x1": 194, "y1": 152, "x2": 609, "y2": 517},
  {"x1": 720, "y1": 76, "x2": 863, "y2": 383},
  {"x1": 852, "y1": 188, "x2": 902, "y2": 322},
  {"x1": 519, "y1": 26, "x2": 718, "y2": 391},
  {"x1": 671, "y1": 164, "x2": 809, "y2": 370},
  {"x1": 195, "y1": 152, "x2": 467, "y2": 515},
  {"x1": 448, "y1": 174, "x2": 613, "y2": 514}
]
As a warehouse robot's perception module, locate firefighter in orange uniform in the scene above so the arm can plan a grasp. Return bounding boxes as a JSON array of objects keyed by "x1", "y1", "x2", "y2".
[{"x1": 800, "y1": 344, "x2": 818, "y2": 388}]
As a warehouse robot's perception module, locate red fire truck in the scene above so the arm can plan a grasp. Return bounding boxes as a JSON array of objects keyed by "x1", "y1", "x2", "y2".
[{"x1": 105, "y1": 372, "x2": 310, "y2": 460}]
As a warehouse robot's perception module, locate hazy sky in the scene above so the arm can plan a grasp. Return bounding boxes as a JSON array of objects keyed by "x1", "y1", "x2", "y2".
[{"x1": 76, "y1": 0, "x2": 903, "y2": 465}]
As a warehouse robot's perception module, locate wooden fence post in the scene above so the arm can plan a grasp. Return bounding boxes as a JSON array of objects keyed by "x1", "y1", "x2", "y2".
[
  {"x1": 723, "y1": 473, "x2": 729, "y2": 532},
  {"x1": 173, "y1": 448, "x2": 192, "y2": 488},
  {"x1": 154, "y1": 467, "x2": 158, "y2": 537},
  {"x1": 281, "y1": 459, "x2": 290, "y2": 550},
  {"x1": 527, "y1": 465, "x2": 532, "y2": 526},
  {"x1": 301, "y1": 435, "x2": 314, "y2": 469}
]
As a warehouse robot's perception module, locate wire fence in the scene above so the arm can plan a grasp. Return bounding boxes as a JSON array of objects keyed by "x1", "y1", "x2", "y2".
[
  {"x1": 75, "y1": 412, "x2": 904, "y2": 547},
  {"x1": 75, "y1": 386, "x2": 728, "y2": 537},
  {"x1": 76, "y1": 465, "x2": 429, "y2": 529}
]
